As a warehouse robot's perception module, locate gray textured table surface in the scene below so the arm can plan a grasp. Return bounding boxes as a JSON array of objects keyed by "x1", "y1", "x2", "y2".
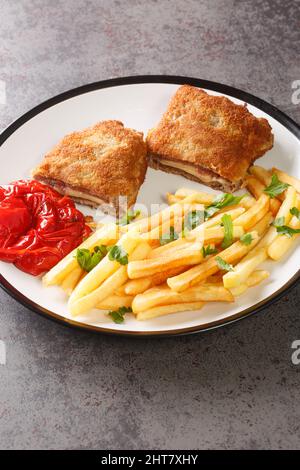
[{"x1": 1, "y1": 0, "x2": 300, "y2": 450}]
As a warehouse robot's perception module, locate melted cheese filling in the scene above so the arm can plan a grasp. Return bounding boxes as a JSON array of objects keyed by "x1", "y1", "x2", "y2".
[
  {"x1": 158, "y1": 158, "x2": 228, "y2": 185},
  {"x1": 57, "y1": 186, "x2": 106, "y2": 204},
  {"x1": 37, "y1": 178, "x2": 107, "y2": 205}
]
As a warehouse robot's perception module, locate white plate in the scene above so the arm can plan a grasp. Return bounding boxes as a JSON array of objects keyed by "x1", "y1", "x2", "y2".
[{"x1": 0, "y1": 76, "x2": 299, "y2": 336}]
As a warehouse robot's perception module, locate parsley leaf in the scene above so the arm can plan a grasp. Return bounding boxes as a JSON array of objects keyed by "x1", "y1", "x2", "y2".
[
  {"x1": 108, "y1": 245, "x2": 129, "y2": 265},
  {"x1": 264, "y1": 174, "x2": 289, "y2": 198},
  {"x1": 76, "y1": 245, "x2": 108, "y2": 272},
  {"x1": 215, "y1": 256, "x2": 234, "y2": 272},
  {"x1": 117, "y1": 209, "x2": 141, "y2": 226},
  {"x1": 159, "y1": 226, "x2": 179, "y2": 245},
  {"x1": 290, "y1": 207, "x2": 300, "y2": 220},
  {"x1": 221, "y1": 214, "x2": 233, "y2": 249},
  {"x1": 204, "y1": 206, "x2": 219, "y2": 220},
  {"x1": 94, "y1": 245, "x2": 109, "y2": 256},
  {"x1": 272, "y1": 214, "x2": 300, "y2": 237},
  {"x1": 204, "y1": 193, "x2": 245, "y2": 220},
  {"x1": 108, "y1": 306, "x2": 132, "y2": 324},
  {"x1": 202, "y1": 245, "x2": 218, "y2": 258},
  {"x1": 183, "y1": 210, "x2": 205, "y2": 233},
  {"x1": 274, "y1": 225, "x2": 300, "y2": 238},
  {"x1": 213, "y1": 193, "x2": 244, "y2": 206},
  {"x1": 240, "y1": 233, "x2": 253, "y2": 246}
]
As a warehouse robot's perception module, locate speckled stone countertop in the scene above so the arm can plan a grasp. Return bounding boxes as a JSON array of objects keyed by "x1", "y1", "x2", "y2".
[{"x1": 0, "y1": 0, "x2": 300, "y2": 450}]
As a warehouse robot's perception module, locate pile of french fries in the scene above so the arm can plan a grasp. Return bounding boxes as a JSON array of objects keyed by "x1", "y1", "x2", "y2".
[{"x1": 42, "y1": 165, "x2": 300, "y2": 322}]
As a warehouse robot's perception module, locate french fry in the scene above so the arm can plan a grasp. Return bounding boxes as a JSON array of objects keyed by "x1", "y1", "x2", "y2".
[
  {"x1": 246, "y1": 270, "x2": 270, "y2": 287},
  {"x1": 167, "y1": 231, "x2": 259, "y2": 292},
  {"x1": 238, "y1": 216, "x2": 271, "y2": 266},
  {"x1": 148, "y1": 266, "x2": 189, "y2": 286},
  {"x1": 203, "y1": 225, "x2": 244, "y2": 244},
  {"x1": 232, "y1": 194, "x2": 270, "y2": 230},
  {"x1": 249, "y1": 165, "x2": 272, "y2": 186},
  {"x1": 257, "y1": 187, "x2": 297, "y2": 249},
  {"x1": 129, "y1": 241, "x2": 152, "y2": 260},
  {"x1": 178, "y1": 225, "x2": 244, "y2": 247},
  {"x1": 205, "y1": 273, "x2": 224, "y2": 284},
  {"x1": 152, "y1": 201, "x2": 205, "y2": 239},
  {"x1": 246, "y1": 175, "x2": 265, "y2": 198},
  {"x1": 246, "y1": 175, "x2": 281, "y2": 215},
  {"x1": 240, "y1": 195, "x2": 257, "y2": 210},
  {"x1": 229, "y1": 270, "x2": 270, "y2": 296},
  {"x1": 69, "y1": 239, "x2": 150, "y2": 316},
  {"x1": 148, "y1": 241, "x2": 203, "y2": 263},
  {"x1": 132, "y1": 284, "x2": 233, "y2": 313},
  {"x1": 148, "y1": 238, "x2": 195, "y2": 258},
  {"x1": 251, "y1": 212, "x2": 273, "y2": 236},
  {"x1": 175, "y1": 187, "x2": 199, "y2": 198},
  {"x1": 142, "y1": 213, "x2": 187, "y2": 246},
  {"x1": 127, "y1": 248, "x2": 204, "y2": 279},
  {"x1": 175, "y1": 188, "x2": 215, "y2": 205},
  {"x1": 223, "y1": 215, "x2": 273, "y2": 289},
  {"x1": 229, "y1": 284, "x2": 248, "y2": 296},
  {"x1": 42, "y1": 223, "x2": 118, "y2": 286},
  {"x1": 114, "y1": 285, "x2": 128, "y2": 296},
  {"x1": 70, "y1": 266, "x2": 129, "y2": 316},
  {"x1": 273, "y1": 185, "x2": 296, "y2": 224},
  {"x1": 142, "y1": 217, "x2": 175, "y2": 244},
  {"x1": 267, "y1": 215, "x2": 300, "y2": 260},
  {"x1": 124, "y1": 202, "x2": 192, "y2": 234},
  {"x1": 124, "y1": 278, "x2": 153, "y2": 295},
  {"x1": 272, "y1": 167, "x2": 300, "y2": 194},
  {"x1": 125, "y1": 267, "x2": 190, "y2": 295},
  {"x1": 257, "y1": 226, "x2": 277, "y2": 248},
  {"x1": 188, "y1": 208, "x2": 246, "y2": 240},
  {"x1": 69, "y1": 229, "x2": 141, "y2": 303},
  {"x1": 202, "y1": 207, "x2": 245, "y2": 228},
  {"x1": 223, "y1": 246, "x2": 268, "y2": 289},
  {"x1": 150, "y1": 208, "x2": 246, "y2": 258},
  {"x1": 249, "y1": 165, "x2": 285, "y2": 201},
  {"x1": 178, "y1": 193, "x2": 215, "y2": 205},
  {"x1": 61, "y1": 267, "x2": 83, "y2": 295},
  {"x1": 136, "y1": 302, "x2": 205, "y2": 321},
  {"x1": 97, "y1": 295, "x2": 134, "y2": 310},
  {"x1": 166, "y1": 193, "x2": 181, "y2": 205},
  {"x1": 149, "y1": 207, "x2": 245, "y2": 258}
]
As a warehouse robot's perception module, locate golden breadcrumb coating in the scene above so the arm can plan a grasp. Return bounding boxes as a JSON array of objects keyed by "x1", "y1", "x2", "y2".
[
  {"x1": 32, "y1": 120, "x2": 148, "y2": 211},
  {"x1": 147, "y1": 85, "x2": 273, "y2": 188}
]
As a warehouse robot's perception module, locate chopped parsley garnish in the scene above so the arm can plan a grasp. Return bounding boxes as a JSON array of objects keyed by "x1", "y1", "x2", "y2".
[
  {"x1": 274, "y1": 225, "x2": 300, "y2": 238},
  {"x1": 204, "y1": 193, "x2": 245, "y2": 220},
  {"x1": 215, "y1": 256, "x2": 234, "y2": 272},
  {"x1": 108, "y1": 306, "x2": 132, "y2": 324},
  {"x1": 202, "y1": 245, "x2": 218, "y2": 258},
  {"x1": 76, "y1": 245, "x2": 108, "y2": 272},
  {"x1": 182, "y1": 210, "x2": 205, "y2": 233},
  {"x1": 159, "y1": 226, "x2": 179, "y2": 245},
  {"x1": 290, "y1": 207, "x2": 300, "y2": 220},
  {"x1": 108, "y1": 245, "x2": 129, "y2": 265},
  {"x1": 221, "y1": 214, "x2": 233, "y2": 249},
  {"x1": 264, "y1": 174, "x2": 289, "y2": 198},
  {"x1": 240, "y1": 233, "x2": 253, "y2": 246},
  {"x1": 272, "y1": 214, "x2": 300, "y2": 237},
  {"x1": 117, "y1": 209, "x2": 141, "y2": 226}
]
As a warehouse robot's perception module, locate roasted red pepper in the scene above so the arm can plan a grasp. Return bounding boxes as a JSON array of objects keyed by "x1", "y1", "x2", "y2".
[{"x1": 0, "y1": 180, "x2": 91, "y2": 275}]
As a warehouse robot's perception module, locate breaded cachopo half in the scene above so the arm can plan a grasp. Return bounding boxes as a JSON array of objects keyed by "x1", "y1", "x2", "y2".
[
  {"x1": 147, "y1": 85, "x2": 274, "y2": 192},
  {"x1": 32, "y1": 120, "x2": 148, "y2": 214}
]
